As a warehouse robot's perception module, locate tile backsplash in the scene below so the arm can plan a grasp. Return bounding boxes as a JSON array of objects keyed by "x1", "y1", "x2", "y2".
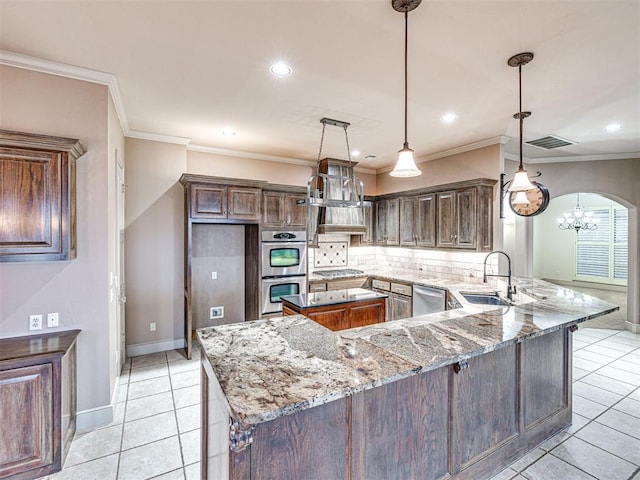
[
  {"x1": 314, "y1": 241, "x2": 349, "y2": 267},
  {"x1": 309, "y1": 235, "x2": 498, "y2": 283}
]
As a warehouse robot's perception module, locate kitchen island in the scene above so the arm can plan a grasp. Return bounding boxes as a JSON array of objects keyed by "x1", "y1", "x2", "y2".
[
  {"x1": 196, "y1": 278, "x2": 618, "y2": 480},
  {"x1": 281, "y1": 287, "x2": 387, "y2": 330}
]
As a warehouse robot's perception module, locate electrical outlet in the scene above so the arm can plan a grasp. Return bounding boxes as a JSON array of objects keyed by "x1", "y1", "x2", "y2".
[
  {"x1": 150, "y1": 322, "x2": 156, "y2": 331},
  {"x1": 210, "y1": 306, "x2": 224, "y2": 319},
  {"x1": 47, "y1": 312, "x2": 59, "y2": 328},
  {"x1": 29, "y1": 314, "x2": 43, "y2": 331},
  {"x1": 211, "y1": 271, "x2": 218, "y2": 280}
]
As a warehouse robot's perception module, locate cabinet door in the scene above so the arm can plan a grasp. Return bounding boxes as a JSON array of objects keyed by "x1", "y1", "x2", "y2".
[
  {"x1": 416, "y1": 194, "x2": 436, "y2": 247},
  {"x1": 308, "y1": 308, "x2": 349, "y2": 331},
  {"x1": 262, "y1": 191, "x2": 285, "y2": 227},
  {"x1": 399, "y1": 197, "x2": 417, "y2": 246},
  {"x1": 389, "y1": 294, "x2": 412, "y2": 320},
  {"x1": 0, "y1": 363, "x2": 53, "y2": 478},
  {"x1": 477, "y1": 185, "x2": 493, "y2": 251},
  {"x1": 191, "y1": 185, "x2": 227, "y2": 219},
  {"x1": 228, "y1": 187, "x2": 261, "y2": 221},
  {"x1": 284, "y1": 193, "x2": 307, "y2": 228},
  {"x1": 386, "y1": 198, "x2": 400, "y2": 246},
  {"x1": 455, "y1": 188, "x2": 477, "y2": 248},
  {"x1": 349, "y1": 301, "x2": 385, "y2": 328},
  {"x1": 436, "y1": 190, "x2": 456, "y2": 247},
  {"x1": 374, "y1": 201, "x2": 388, "y2": 245}
]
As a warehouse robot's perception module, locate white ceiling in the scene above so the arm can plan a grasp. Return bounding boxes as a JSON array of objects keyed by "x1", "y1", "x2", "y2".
[{"x1": 1, "y1": 0, "x2": 639, "y2": 171}]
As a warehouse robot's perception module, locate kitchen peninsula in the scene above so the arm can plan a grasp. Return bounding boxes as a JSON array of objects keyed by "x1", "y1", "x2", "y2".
[{"x1": 196, "y1": 278, "x2": 618, "y2": 480}]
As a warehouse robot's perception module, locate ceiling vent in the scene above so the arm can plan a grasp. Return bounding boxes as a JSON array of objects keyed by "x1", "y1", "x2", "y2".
[{"x1": 525, "y1": 135, "x2": 577, "y2": 150}]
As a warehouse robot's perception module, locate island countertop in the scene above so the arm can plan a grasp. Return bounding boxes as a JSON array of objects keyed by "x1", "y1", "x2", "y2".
[
  {"x1": 196, "y1": 278, "x2": 618, "y2": 426},
  {"x1": 280, "y1": 287, "x2": 388, "y2": 309}
]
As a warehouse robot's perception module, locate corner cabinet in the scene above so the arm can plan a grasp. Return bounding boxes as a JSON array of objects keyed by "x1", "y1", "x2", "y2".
[
  {"x1": 0, "y1": 330, "x2": 80, "y2": 480},
  {"x1": 0, "y1": 130, "x2": 86, "y2": 262}
]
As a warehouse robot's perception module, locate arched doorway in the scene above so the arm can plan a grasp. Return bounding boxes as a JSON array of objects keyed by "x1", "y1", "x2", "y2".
[{"x1": 533, "y1": 193, "x2": 628, "y2": 329}]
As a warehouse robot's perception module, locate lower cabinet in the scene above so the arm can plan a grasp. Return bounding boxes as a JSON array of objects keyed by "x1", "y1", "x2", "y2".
[
  {"x1": 0, "y1": 330, "x2": 79, "y2": 480},
  {"x1": 372, "y1": 279, "x2": 413, "y2": 321},
  {"x1": 282, "y1": 297, "x2": 385, "y2": 331}
]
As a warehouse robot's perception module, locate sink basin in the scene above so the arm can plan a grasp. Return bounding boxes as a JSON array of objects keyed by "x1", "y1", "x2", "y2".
[{"x1": 461, "y1": 293, "x2": 510, "y2": 306}]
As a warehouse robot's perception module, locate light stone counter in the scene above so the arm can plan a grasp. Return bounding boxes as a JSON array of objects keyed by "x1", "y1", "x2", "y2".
[{"x1": 196, "y1": 278, "x2": 618, "y2": 426}]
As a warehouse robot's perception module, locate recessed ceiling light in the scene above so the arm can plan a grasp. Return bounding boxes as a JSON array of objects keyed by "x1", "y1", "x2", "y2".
[
  {"x1": 270, "y1": 62, "x2": 292, "y2": 77},
  {"x1": 604, "y1": 123, "x2": 622, "y2": 132},
  {"x1": 221, "y1": 128, "x2": 237, "y2": 137},
  {"x1": 441, "y1": 112, "x2": 458, "y2": 124},
  {"x1": 351, "y1": 150, "x2": 361, "y2": 157}
]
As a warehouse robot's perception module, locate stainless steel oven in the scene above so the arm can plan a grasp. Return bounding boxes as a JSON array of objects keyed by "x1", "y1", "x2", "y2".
[
  {"x1": 261, "y1": 230, "x2": 307, "y2": 315},
  {"x1": 261, "y1": 276, "x2": 307, "y2": 315},
  {"x1": 261, "y1": 230, "x2": 307, "y2": 278}
]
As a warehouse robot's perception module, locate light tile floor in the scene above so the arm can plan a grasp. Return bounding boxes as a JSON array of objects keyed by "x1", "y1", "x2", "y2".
[{"x1": 41, "y1": 328, "x2": 640, "y2": 480}]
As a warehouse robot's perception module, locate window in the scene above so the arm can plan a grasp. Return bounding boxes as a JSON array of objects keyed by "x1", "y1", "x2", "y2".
[{"x1": 575, "y1": 206, "x2": 627, "y2": 285}]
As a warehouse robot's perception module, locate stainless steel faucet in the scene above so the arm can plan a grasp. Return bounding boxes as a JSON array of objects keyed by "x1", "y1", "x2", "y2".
[{"x1": 483, "y1": 250, "x2": 516, "y2": 300}]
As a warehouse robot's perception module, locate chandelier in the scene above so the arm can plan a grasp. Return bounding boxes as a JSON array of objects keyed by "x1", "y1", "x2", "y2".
[{"x1": 557, "y1": 194, "x2": 598, "y2": 232}]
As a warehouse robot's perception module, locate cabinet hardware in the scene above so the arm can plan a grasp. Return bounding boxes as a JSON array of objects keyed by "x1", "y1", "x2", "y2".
[
  {"x1": 453, "y1": 360, "x2": 469, "y2": 373},
  {"x1": 568, "y1": 324, "x2": 578, "y2": 333}
]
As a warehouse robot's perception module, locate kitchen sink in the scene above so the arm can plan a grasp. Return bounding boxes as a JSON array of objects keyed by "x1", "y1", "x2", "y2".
[{"x1": 460, "y1": 292, "x2": 510, "y2": 306}]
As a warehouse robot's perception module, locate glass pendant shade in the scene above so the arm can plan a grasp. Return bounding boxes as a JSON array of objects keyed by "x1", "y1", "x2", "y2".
[
  {"x1": 511, "y1": 190, "x2": 530, "y2": 205},
  {"x1": 390, "y1": 144, "x2": 421, "y2": 177},
  {"x1": 507, "y1": 167, "x2": 535, "y2": 192}
]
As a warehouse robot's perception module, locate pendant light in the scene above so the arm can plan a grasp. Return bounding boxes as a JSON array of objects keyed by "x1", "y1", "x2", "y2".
[
  {"x1": 390, "y1": 0, "x2": 422, "y2": 178},
  {"x1": 507, "y1": 52, "x2": 536, "y2": 192}
]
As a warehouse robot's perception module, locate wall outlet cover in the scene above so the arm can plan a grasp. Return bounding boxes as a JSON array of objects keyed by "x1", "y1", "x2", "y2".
[
  {"x1": 29, "y1": 314, "x2": 43, "y2": 330},
  {"x1": 47, "y1": 312, "x2": 59, "y2": 328},
  {"x1": 210, "y1": 306, "x2": 224, "y2": 319}
]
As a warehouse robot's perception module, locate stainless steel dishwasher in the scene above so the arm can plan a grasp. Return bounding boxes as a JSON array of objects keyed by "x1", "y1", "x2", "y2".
[{"x1": 412, "y1": 285, "x2": 446, "y2": 315}]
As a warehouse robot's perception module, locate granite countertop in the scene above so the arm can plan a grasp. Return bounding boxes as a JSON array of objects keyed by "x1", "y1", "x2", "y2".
[
  {"x1": 0, "y1": 329, "x2": 81, "y2": 362},
  {"x1": 281, "y1": 287, "x2": 388, "y2": 309},
  {"x1": 196, "y1": 277, "x2": 618, "y2": 426}
]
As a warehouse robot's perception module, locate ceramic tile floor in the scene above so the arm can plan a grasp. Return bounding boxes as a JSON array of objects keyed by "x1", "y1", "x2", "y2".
[{"x1": 40, "y1": 328, "x2": 640, "y2": 480}]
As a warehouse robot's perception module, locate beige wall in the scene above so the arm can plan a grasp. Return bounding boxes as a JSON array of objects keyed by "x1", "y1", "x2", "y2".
[
  {"x1": 376, "y1": 145, "x2": 502, "y2": 195},
  {"x1": 124, "y1": 138, "x2": 187, "y2": 350},
  {"x1": 0, "y1": 66, "x2": 114, "y2": 426}
]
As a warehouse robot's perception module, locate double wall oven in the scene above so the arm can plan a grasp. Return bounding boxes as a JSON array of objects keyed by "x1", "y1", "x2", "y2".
[{"x1": 261, "y1": 230, "x2": 307, "y2": 315}]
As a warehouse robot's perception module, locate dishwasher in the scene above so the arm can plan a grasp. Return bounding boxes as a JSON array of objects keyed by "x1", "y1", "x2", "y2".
[{"x1": 412, "y1": 285, "x2": 446, "y2": 315}]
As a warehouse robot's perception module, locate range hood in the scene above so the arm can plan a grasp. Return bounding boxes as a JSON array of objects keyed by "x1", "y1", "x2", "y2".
[{"x1": 302, "y1": 158, "x2": 370, "y2": 235}]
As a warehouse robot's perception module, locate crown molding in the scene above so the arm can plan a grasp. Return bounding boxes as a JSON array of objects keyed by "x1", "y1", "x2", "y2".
[
  {"x1": 187, "y1": 144, "x2": 378, "y2": 174},
  {"x1": 127, "y1": 130, "x2": 191, "y2": 145},
  {"x1": 0, "y1": 50, "x2": 130, "y2": 134},
  {"x1": 377, "y1": 136, "x2": 509, "y2": 174}
]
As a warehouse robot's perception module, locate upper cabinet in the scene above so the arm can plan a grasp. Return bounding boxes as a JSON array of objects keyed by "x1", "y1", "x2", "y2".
[
  {"x1": 262, "y1": 190, "x2": 307, "y2": 229},
  {"x1": 372, "y1": 179, "x2": 495, "y2": 252},
  {"x1": 185, "y1": 179, "x2": 262, "y2": 223},
  {"x1": 0, "y1": 130, "x2": 86, "y2": 262},
  {"x1": 436, "y1": 185, "x2": 493, "y2": 250},
  {"x1": 374, "y1": 198, "x2": 399, "y2": 246}
]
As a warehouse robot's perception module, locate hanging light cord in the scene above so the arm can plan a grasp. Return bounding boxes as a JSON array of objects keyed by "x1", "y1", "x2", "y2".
[
  {"x1": 403, "y1": 10, "x2": 409, "y2": 148},
  {"x1": 518, "y1": 63, "x2": 524, "y2": 169}
]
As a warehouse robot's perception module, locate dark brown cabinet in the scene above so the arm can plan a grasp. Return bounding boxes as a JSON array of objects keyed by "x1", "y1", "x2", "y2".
[
  {"x1": 0, "y1": 330, "x2": 79, "y2": 480},
  {"x1": 282, "y1": 297, "x2": 385, "y2": 331},
  {"x1": 374, "y1": 198, "x2": 399, "y2": 246},
  {"x1": 190, "y1": 184, "x2": 261, "y2": 222},
  {"x1": 262, "y1": 190, "x2": 306, "y2": 229},
  {"x1": 351, "y1": 201, "x2": 374, "y2": 246},
  {"x1": 0, "y1": 130, "x2": 86, "y2": 262}
]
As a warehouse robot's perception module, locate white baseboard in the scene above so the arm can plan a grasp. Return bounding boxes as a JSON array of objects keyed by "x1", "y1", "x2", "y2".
[
  {"x1": 625, "y1": 321, "x2": 640, "y2": 334},
  {"x1": 126, "y1": 338, "x2": 187, "y2": 358},
  {"x1": 76, "y1": 404, "x2": 114, "y2": 432}
]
